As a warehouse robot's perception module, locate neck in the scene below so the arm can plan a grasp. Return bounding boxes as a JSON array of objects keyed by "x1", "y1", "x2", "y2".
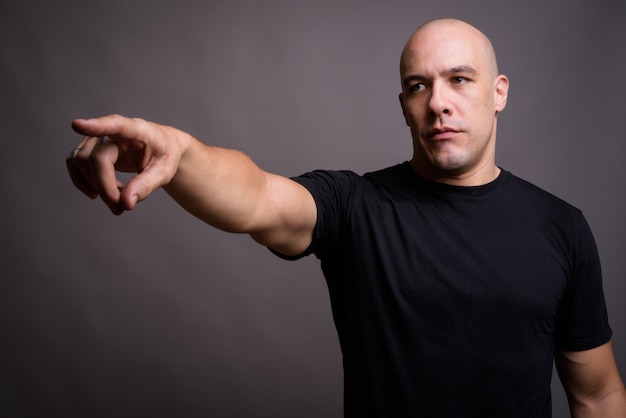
[{"x1": 409, "y1": 159, "x2": 501, "y2": 186}]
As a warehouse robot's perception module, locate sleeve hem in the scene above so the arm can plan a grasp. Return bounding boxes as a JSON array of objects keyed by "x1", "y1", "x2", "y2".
[{"x1": 556, "y1": 327, "x2": 613, "y2": 352}]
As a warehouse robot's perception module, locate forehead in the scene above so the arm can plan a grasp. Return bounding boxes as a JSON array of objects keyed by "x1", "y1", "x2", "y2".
[{"x1": 401, "y1": 24, "x2": 491, "y2": 78}]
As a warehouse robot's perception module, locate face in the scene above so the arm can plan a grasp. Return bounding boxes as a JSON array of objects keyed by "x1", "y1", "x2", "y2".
[{"x1": 399, "y1": 20, "x2": 509, "y2": 184}]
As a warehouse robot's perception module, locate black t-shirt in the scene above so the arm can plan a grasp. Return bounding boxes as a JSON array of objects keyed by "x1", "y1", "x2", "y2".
[{"x1": 274, "y1": 163, "x2": 612, "y2": 417}]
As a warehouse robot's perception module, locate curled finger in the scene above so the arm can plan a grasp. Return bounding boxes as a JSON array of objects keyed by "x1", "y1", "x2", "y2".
[
  {"x1": 66, "y1": 136, "x2": 99, "y2": 199},
  {"x1": 88, "y1": 136, "x2": 126, "y2": 214}
]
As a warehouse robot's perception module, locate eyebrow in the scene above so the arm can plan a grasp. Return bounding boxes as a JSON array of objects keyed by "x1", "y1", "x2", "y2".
[{"x1": 402, "y1": 65, "x2": 478, "y2": 87}]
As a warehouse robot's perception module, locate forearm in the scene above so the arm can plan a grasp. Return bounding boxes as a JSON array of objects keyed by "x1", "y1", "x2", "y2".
[
  {"x1": 164, "y1": 134, "x2": 270, "y2": 233},
  {"x1": 569, "y1": 388, "x2": 626, "y2": 417},
  {"x1": 557, "y1": 343, "x2": 626, "y2": 418}
]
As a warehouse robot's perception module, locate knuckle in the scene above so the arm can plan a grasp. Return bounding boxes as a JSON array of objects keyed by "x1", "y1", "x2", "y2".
[{"x1": 138, "y1": 181, "x2": 153, "y2": 200}]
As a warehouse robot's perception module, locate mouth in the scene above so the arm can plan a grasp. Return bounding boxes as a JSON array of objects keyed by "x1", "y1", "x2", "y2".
[{"x1": 426, "y1": 127, "x2": 460, "y2": 141}]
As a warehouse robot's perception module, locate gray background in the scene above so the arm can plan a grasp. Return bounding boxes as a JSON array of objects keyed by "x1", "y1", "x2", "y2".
[{"x1": 1, "y1": 0, "x2": 624, "y2": 417}]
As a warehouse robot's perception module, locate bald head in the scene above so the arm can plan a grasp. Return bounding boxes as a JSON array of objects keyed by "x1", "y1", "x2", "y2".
[
  {"x1": 400, "y1": 19, "x2": 499, "y2": 83},
  {"x1": 397, "y1": 18, "x2": 510, "y2": 185}
]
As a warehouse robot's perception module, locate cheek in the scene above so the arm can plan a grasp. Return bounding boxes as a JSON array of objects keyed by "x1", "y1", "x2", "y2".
[
  {"x1": 407, "y1": 103, "x2": 428, "y2": 122},
  {"x1": 465, "y1": 95, "x2": 495, "y2": 123}
]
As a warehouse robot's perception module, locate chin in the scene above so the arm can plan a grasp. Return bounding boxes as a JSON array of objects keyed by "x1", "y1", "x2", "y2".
[{"x1": 431, "y1": 154, "x2": 474, "y2": 173}]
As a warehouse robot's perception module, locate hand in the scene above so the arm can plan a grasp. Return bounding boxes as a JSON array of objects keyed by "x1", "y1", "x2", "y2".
[{"x1": 66, "y1": 114, "x2": 187, "y2": 215}]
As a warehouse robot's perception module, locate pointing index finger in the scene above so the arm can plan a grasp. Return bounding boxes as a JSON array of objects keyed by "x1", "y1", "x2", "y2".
[{"x1": 71, "y1": 115, "x2": 146, "y2": 143}]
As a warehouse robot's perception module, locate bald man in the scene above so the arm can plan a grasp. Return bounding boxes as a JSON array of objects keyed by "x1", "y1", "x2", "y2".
[{"x1": 67, "y1": 18, "x2": 626, "y2": 417}]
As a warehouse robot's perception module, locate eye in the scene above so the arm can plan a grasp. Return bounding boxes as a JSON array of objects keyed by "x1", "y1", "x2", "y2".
[
  {"x1": 409, "y1": 82, "x2": 426, "y2": 93},
  {"x1": 451, "y1": 76, "x2": 467, "y2": 85}
]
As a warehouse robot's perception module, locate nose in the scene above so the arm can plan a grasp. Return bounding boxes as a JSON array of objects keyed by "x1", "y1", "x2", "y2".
[{"x1": 428, "y1": 83, "x2": 451, "y2": 117}]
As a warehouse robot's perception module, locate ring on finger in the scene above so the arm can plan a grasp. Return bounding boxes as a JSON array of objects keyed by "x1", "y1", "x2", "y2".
[{"x1": 68, "y1": 146, "x2": 84, "y2": 160}]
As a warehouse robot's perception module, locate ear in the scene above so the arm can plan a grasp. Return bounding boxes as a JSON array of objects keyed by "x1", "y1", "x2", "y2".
[
  {"x1": 494, "y1": 74, "x2": 509, "y2": 113},
  {"x1": 399, "y1": 92, "x2": 410, "y2": 126}
]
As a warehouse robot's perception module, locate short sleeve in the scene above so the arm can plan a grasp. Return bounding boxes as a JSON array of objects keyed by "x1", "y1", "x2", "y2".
[
  {"x1": 269, "y1": 169, "x2": 361, "y2": 261},
  {"x1": 554, "y1": 212, "x2": 612, "y2": 351}
]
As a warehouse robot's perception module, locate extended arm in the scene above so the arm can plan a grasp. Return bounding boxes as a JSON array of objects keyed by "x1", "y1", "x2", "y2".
[
  {"x1": 66, "y1": 115, "x2": 316, "y2": 256},
  {"x1": 556, "y1": 340, "x2": 626, "y2": 417}
]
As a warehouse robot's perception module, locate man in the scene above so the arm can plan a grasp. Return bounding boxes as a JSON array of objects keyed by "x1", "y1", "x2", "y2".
[{"x1": 66, "y1": 18, "x2": 626, "y2": 417}]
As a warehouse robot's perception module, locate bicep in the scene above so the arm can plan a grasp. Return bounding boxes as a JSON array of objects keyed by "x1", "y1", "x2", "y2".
[{"x1": 249, "y1": 173, "x2": 317, "y2": 257}]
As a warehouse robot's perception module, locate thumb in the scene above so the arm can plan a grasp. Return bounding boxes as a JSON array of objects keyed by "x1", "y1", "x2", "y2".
[
  {"x1": 120, "y1": 173, "x2": 155, "y2": 211},
  {"x1": 120, "y1": 158, "x2": 173, "y2": 210}
]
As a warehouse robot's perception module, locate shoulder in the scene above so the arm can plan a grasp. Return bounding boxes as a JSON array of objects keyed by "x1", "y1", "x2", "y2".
[
  {"x1": 292, "y1": 168, "x2": 360, "y2": 189},
  {"x1": 363, "y1": 162, "x2": 414, "y2": 183},
  {"x1": 291, "y1": 163, "x2": 409, "y2": 195},
  {"x1": 502, "y1": 171, "x2": 583, "y2": 217}
]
